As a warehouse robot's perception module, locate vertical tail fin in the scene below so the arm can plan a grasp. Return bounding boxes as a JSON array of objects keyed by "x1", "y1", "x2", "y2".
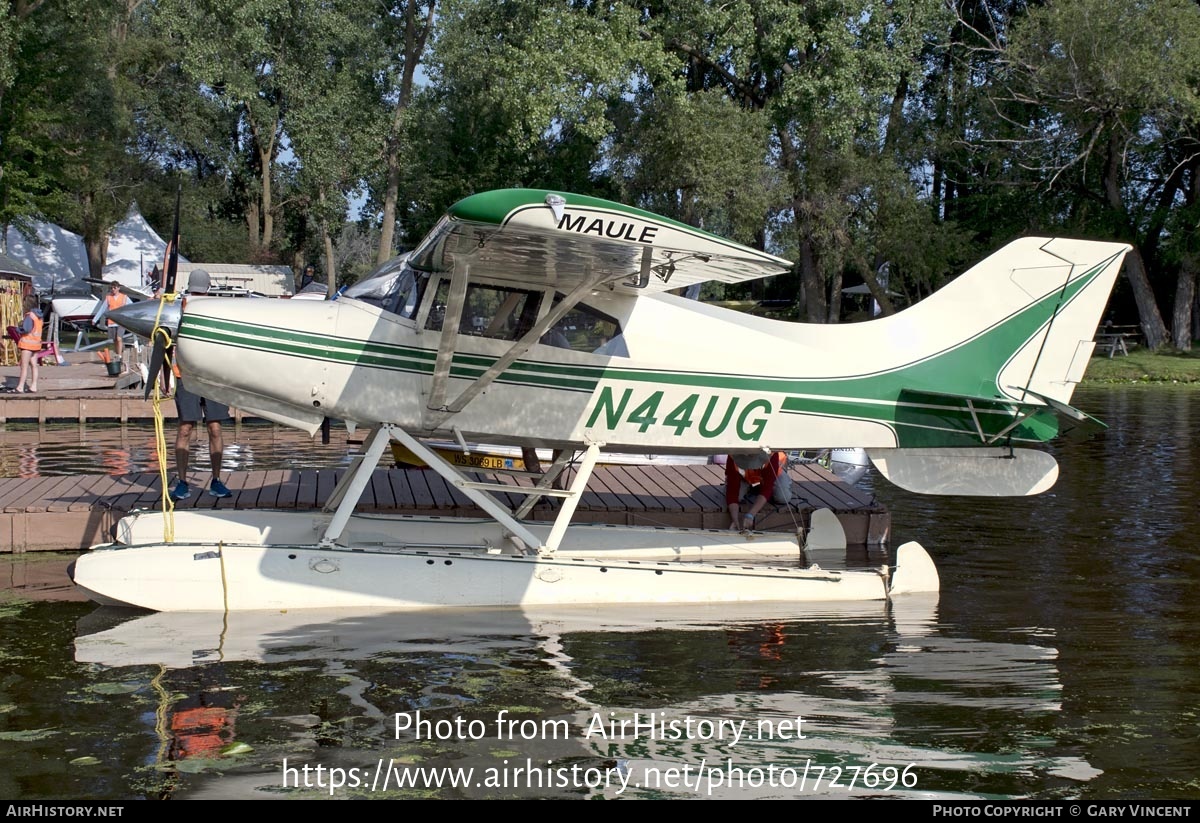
[{"x1": 865, "y1": 237, "x2": 1130, "y2": 496}]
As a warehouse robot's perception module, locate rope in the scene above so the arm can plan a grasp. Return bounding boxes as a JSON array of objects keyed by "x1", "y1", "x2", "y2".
[
  {"x1": 218, "y1": 541, "x2": 230, "y2": 614},
  {"x1": 148, "y1": 295, "x2": 178, "y2": 543},
  {"x1": 151, "y1": 664, "x2": 170, "y2": 764}
]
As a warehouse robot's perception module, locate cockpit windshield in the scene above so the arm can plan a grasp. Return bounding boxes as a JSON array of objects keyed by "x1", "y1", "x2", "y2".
[{"x1": 341, "y1": 253, "x2": 425, "y2": 318}]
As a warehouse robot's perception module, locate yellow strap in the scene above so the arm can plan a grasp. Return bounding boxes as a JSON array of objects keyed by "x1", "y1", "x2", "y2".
[{"x1": 149, "y1": 295, "x2": 178, "y2": 543}]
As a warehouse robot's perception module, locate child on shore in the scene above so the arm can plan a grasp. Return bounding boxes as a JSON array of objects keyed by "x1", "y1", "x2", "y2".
[{"x1": 14, "y1": 294, "x2": 43, "y2": 394}]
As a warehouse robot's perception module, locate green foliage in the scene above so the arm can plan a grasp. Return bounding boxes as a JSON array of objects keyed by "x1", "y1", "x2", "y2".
[
  {"x1": 0, "y1": 0, "x2": 1189, "y2": 332},
  {"x1": 610, "y1": 89, "x2": 775, "y2": 246},
  {"x1": 1084, "y1": 349, "x2": 1200, "y2": 384},
  {"x1": 399, "y1": 0, "x2": 645, "y2": 225}
]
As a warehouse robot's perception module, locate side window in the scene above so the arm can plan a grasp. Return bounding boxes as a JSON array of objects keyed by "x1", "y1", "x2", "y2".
[
  {"x1": 426, "y1": 281, "x2": 542, "y2": 341},
  {"x1": 342, "y1": 257, "x2": 426, "y2": 320},
  {"x1": 545, "y1": 296, "x2": 625, "y2": 355}
]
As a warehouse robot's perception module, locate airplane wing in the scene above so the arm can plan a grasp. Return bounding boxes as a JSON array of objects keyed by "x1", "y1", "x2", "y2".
[
  {"x1": 407, "y1": 189, "x2": 793, "y2": 295},
  {"x1": 83, "y1": 277, "x2": 155, "y2": 301}
]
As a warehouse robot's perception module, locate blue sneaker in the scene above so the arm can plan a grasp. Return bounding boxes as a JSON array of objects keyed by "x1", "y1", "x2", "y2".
[
  {"x1": 208, "y1": 479, "x2": 232, "y2": 499},
  {"x1": 169, "y1": 481, "x2": 190, "y2": 501}
]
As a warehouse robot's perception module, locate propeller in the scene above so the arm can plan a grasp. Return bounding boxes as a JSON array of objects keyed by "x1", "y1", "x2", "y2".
[
  {"x1": 143, "y1": 182, "x2": 183, "y2": 400},
  {"x1": 144, "y1": 328, "x2": 172, "y2": 400}
]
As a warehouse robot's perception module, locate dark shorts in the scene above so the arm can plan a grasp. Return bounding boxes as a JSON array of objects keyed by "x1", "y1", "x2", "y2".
[{"x1": 175, "y1": 381, "x2": 231, "y2": 424}]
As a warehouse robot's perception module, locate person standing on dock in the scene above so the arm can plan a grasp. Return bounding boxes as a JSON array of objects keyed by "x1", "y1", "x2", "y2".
[
  {"x1": 725, "y1": 451, "x2": 791, "y2": 531},
  {"x1": 13, "y1": 294, "x2": 43, "y2": 394},
  {"x1": 169, "y1": 269, "x2": 232, "y2": 501},
  {"x1": 105, "y1": 281, "x2": 129, "y2": 369}
]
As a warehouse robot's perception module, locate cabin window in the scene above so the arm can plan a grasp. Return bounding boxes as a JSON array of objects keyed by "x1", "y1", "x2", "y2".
[
  {"x1": 426, "y1": 281, "x2": 542, "y2": 341},
  {"x1": 342, "y1": 255, "x2": 426, "y2": 319},
  {"x1": 547, "y1": 296, "x2": 626, "y2": 355}
]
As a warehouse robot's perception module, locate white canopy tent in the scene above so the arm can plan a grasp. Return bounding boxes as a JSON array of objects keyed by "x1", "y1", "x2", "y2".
[
  {"x1": 5, "y1": 203, "x2": 186, "y2": 299},
  {"x1": 4, "y1": 221, "x2": 92, "y2": 299},
  {"x1": 102, "y1": 204, "x2": 187, "y2": 291}
]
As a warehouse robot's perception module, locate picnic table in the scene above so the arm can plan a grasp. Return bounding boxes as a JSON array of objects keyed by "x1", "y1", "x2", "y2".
[{"x1": 1095, "y1": 324, "x2": 1141, "y2": 358}]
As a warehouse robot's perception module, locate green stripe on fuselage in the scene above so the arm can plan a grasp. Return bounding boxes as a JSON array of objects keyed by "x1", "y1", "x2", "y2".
[{"x1": 181, "y1": 264, "x2": 1093, "y2": 446}]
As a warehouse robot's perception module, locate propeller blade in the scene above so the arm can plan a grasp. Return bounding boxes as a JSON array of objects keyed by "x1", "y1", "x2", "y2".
[{"x1": 144, "y1": 336, "x2": 169, "y2": 400}]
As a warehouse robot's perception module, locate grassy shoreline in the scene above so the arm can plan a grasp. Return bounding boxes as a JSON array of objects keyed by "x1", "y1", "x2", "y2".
[{"x1": 1082, "y1": 350, "x2": 1200, "y2": 384}]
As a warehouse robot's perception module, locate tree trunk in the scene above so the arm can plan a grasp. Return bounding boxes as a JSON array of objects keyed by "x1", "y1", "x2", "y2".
[
  {"x1": 1124, "y1": 247, "x2": 1170, "y2": 350},
  {"x1": 80, "y1": 192, "x2": 107, "y2": 279},
  {"x1": 320, "y1": 191, "x2": 337, "y2": 294},
  {"x1": 858, "y1": 257, "x2": 897, "y2": 316},
  {"x1": 828, "y1": 268, "x2": 842, "y2": 323},
  {"x1": 1173, "y1": 266, "x2": 1196, "y2": 351},
  {"x1": 376, "y1": 0, "x2": 434, "y2": 265},
  {"x1": 377, "y1": 150, "x2": 401, "y2": 266},
  {"x1": 246, "y1": 201, "x2": 261, "y2": 250},
  {"x1": 799, "y1": 237, "x2": 826, "y2": 323},
  {"x1": 247, "y1": 110, "x2": 279, "y2": 252},
  {"x1": 85, "y1": 236, "x2": 106, "y2": 280},
  {"x1": 259, "y1": 143, "x2": 274, "y2": 250}
]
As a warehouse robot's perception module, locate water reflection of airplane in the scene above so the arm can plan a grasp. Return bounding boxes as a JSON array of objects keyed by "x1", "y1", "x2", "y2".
[
  {"x1": 568, "y1": 597, "x2": 1094, "y2": 799},
  {"x1": 76, "y1": 189, "x2": 1129, "y2": 612},
  {"x1": 73, "y1": 598, "x2": 1093, "y2": 799}
]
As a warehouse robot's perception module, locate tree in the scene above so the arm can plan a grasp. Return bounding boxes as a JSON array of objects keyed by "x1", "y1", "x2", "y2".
[
  {"x1": 398, "y1": 0, "x2": 646, "y2": 235},
  {"x1": 157, "y1": 0, "x2": 307, "y2": 255},
  {"x1": 987, "y1": 0, "x2": 1200, "y2": 349},
  {"x1": 283, "y1": 0, "x2": 384, "y2": 283},
  {"x1": 364, "y1": 0, "x2": 435, "y2": 266}
]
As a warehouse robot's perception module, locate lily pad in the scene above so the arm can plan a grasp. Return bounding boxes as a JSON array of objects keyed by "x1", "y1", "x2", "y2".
[
  {"x1": 220, "y1": 741, "x2": 253, "y2": 756},
  {"x1": 70, "y1": 756, "x2": 101, "y2": 766},
  {"x1": 89, "y1": 682, "x2": 142, "y2": 696},
  {"x1": 0, "y1": 728, "x2": 57, "y2": 742}
]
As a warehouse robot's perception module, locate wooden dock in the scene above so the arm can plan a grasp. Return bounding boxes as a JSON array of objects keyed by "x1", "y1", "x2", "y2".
[
  {"x1": 0, "y1": 462, "x2": 889, "y2": 553},
  {"x1": 0, "y1": 356, "x2": 239, "y2": 424}
]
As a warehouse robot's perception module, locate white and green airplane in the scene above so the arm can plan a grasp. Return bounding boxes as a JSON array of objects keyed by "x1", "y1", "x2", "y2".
[{"x1": 73, "y1": 189, "x2": 1129, "y2": 613}]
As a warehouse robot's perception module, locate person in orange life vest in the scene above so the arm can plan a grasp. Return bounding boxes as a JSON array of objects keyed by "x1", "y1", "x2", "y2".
[
  {"x1": 725, "y1": 451, "x2": 792, "y2": 531},
  {"x1": 105, "y1": 281, "x2": 130, "y2": 366},
  {"x1": 14, "y1": 294, "x2": 43, "y2": 394},
  {"x1": 168, "y1": 269, "x2": 232, "y2": 501}
]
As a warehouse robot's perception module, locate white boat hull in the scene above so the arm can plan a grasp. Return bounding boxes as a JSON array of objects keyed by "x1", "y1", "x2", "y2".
[
  {"x1": 50, "y1": 296, "x2": 100, "y2": 324},
  {"x1": 70, "y1": 510, "x2": 937, "y2": 612}
]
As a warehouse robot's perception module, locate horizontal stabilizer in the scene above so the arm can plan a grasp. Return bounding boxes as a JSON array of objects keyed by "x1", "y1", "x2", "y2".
[
  {"x1": 867, "y1": 447, "x2": 1059, "y2": 496},
  {"x1": 897, "y1": 386, "x2": 1106, "y2": 446},
  {"x1": 1011, "y1": 388, "x2": 1107, "y2": 441}
]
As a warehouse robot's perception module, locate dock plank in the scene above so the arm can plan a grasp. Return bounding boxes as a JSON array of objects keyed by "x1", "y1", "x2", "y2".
[
  {"x1": 315, "y1": 470, "x2": 339, "y2": 509},
  {"x1": 606, "y1": 465, "x2": 675, "y2": 512},
  {"x1": 66, "y1": 476, "x2": 128, "y2": 512},
  {"x1": 385, "y1": 469, "x2": 415, "y2": 508},
  {"x1": 673, "y1": 464, "x2": 727, "y2": 510},
  {"x1": 275, "y1": 469, "x2": 301, "y2": 509},
  {"x1": 406, "y1": 468, "x2": 436, "y2": 510},
  {"x1": 640, "y1": 465, "x2": 702, "y2": 510},
  {"x1": 369, "y1": 469, "x2": 396, "y2": 511},
  {"x1": 577, "y1": 469, "x2": 621, "y2": 511},
  {"x1": 296, "y1": 469, "x2": 319, "y2": 509},
  {"x1": 6, "y1": 477, "x2": 67, "y2": 513},
  {"x1": 221, "y1": 470, "x2": 260, "y2": 511},
  {"x1": 254, "y1": 469, "x2": 285, "y2": 509}
]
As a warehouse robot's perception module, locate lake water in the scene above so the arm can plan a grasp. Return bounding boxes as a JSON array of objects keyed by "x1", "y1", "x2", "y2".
[{"x1": 0, "y1": 386, "x2": 1197, "y2": 800}]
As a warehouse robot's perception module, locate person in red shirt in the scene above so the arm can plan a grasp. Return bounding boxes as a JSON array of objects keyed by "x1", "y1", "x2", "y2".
[{"x1": 725, "y1": 451, "x2": 792, "y2": 531}]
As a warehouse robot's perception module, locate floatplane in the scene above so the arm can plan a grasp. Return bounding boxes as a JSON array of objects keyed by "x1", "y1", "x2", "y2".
[{"x1": 71, "y1": 189, "x2": 1131, "y2": 613}]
